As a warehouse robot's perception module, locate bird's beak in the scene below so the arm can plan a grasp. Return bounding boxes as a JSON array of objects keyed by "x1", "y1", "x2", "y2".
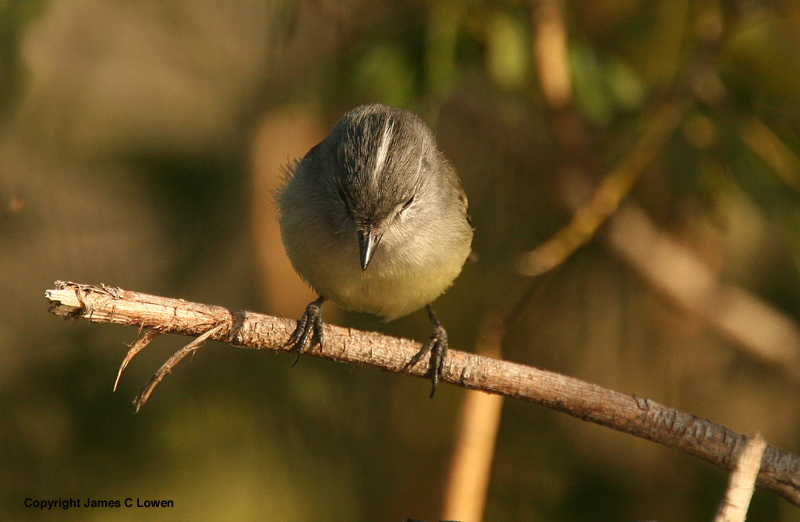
[{"x1": 357, "y1": 226, "x2": 382, "y2": 271}]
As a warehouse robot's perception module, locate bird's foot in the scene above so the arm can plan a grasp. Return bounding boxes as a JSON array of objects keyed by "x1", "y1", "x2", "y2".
[
  {"x1": 286, "y1": 296, "x2": 325, "y2": 366},
  {"x1": 406, "y1": 305, "x2": 448, "y2": 398}
]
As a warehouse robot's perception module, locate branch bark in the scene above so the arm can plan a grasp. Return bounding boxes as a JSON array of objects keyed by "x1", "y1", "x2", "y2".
[{"x1": 45, "y1": 280, "x2": 800, "y2": 507}]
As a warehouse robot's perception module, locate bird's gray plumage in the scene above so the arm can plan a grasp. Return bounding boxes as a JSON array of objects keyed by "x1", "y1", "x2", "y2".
[
  {"x1": 276, "y1": 104, "x2": 472, "y2": 320},
  {"x1": 275, "y1": 104, "x2": 473, "y2": 395}
]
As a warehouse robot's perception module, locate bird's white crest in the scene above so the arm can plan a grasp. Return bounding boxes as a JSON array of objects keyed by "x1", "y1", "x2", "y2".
[
  {"x1": 415, "y1": 144, "x2": 425, "y2": 179},
  {"x1": 370, "y1": 117, "x2": 394, "y2": 188}
]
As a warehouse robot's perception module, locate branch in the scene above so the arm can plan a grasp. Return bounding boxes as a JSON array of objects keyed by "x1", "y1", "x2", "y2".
[{"x1": 45, "y1": 280, "x2": 800, "y2": 507}]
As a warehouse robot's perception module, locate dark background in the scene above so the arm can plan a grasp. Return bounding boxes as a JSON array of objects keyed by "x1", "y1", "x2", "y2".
[{"x1": 2, "y1": 1, "x2": 800, "y2": 520}]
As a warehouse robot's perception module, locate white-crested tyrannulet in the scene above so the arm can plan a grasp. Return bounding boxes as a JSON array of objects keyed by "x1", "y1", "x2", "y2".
[{"x1": 275, "y1": 104, "x2": 473, "y2": 395}]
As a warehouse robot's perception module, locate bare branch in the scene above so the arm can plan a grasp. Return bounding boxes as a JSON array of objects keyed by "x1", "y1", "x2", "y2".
[{"x1": 45, "y1": 280, "x2": 800, "y2": 507}]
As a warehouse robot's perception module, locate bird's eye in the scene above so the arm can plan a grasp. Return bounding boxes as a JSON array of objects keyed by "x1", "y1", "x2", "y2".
[{"x1": 401, "y1": 196, "x2": 414, "y2": 211}]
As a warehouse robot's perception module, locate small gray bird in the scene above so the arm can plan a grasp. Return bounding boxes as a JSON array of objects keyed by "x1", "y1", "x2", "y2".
[{"x1": 275, "y1": 104, "x2": 473, "y2": 396}]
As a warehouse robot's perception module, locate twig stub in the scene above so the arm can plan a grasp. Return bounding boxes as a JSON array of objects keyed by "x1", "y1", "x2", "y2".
[{"x1": 715, "y1": 433, "x2": 769, "y2": 522}]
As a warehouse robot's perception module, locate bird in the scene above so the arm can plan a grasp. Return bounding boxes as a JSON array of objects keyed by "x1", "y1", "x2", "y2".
[{"x1": 274, "y1": 104, "x2": 473, "y2": 396}]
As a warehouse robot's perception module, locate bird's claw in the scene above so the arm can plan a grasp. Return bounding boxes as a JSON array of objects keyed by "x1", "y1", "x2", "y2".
[
  {"x1": 286, "y1": 298, "x2": 324, "y2": 366},
  {"x1": 406, "y1": 306, "x2": 448, "y2": 397}
]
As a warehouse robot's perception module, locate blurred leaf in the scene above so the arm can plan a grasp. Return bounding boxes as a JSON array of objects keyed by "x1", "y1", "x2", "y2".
[
  {"x1": 485, "y1": 8, "x2": 529, "y2": 91},
  {"x1": 605, "y1": 55, "x2": 646, "y2": 111},
  {"x1": 569, "y1": 44, "x2": 647, "y2": 125},
  {"x1": 425, "y1": 0, "x2": 463, "y2": 99},
  {"x1": 570, "y1": 42, "x2": 614, "y2": 125},
  {"x1": 351, "y1": 43, "x2": 416, "y2": 108},
  {"x1": 0, "y1": 0, "x2": 47, "y2": 113},
  {"x1": 723, "y1": 13, "x2": 800, "y2": 106}
]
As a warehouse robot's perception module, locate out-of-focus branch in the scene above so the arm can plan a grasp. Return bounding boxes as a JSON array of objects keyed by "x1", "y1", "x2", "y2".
[
  {"x1": 606, "y1": 204, "x2": 800, "y2": 383},
  {"x1": 518, "y1": 1, "x2": 730, "y2": 279},
  {"x1": 739, "y1": 116, "x2": 800, "y2": 196},
  {"x1": 441, "y1": 313, "x2": 505, "y2": 522},
  {"x1": 439, "y1": 4, "x2": 577, "y2": 519},
  {"x1": 45, "y1": 281, "x2": 800, "y2": 506},
  {"x1": 516, "y1": 100, "x2": 687, "y2": 276},
  {"x1": 533, "y1": 0, "x2": 571, "y2": 109}
]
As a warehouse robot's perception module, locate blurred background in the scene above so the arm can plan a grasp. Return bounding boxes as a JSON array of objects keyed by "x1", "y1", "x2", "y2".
[{"x1": 3, "y1": 0, "x2": 800, "y2": 520}]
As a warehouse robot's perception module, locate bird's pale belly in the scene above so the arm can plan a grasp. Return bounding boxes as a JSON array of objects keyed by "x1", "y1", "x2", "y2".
[{"x1": 302, "y1": 246, "x2": 467, "y2": 321}]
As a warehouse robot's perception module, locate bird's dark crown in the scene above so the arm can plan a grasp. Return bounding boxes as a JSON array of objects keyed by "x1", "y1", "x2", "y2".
[{"x1": 328, "y1": 105, "x2": 434, "y2": 224}]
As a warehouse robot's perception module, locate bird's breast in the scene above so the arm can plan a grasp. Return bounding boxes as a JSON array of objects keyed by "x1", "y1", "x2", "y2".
[{"x1": 302, "y1": 235, "x2": 470, "y2": 320}]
